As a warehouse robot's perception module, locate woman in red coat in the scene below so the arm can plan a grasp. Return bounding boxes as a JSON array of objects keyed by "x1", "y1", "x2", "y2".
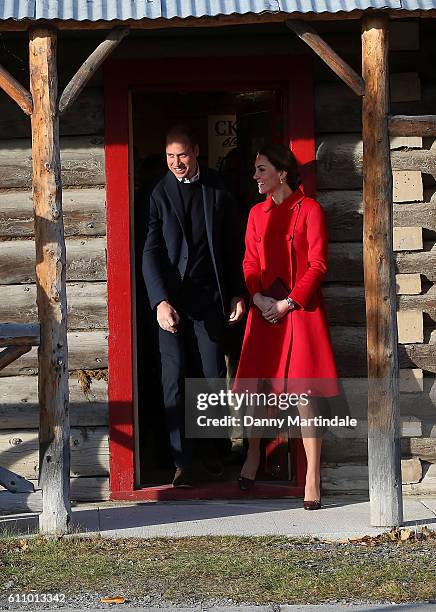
[{"x1": 235, "y1": 144, "x2": 339, "y2": 509}]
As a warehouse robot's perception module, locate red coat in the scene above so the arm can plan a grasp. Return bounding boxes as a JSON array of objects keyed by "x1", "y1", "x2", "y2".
[{"x1": 235, "y1": 188, "x2": 338, "y2": 396}]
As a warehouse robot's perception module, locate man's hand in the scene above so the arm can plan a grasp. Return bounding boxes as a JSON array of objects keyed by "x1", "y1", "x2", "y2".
[
  {"x1": 157, "y1": 300, "x2": 180, "y2": 333},
  {"x1": 228, "y1": 297, "x2": 245, "y2": 325}
]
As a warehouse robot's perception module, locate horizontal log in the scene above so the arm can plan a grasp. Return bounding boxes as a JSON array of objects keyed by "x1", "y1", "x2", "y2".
[
  {"x1": 0, "y1": 375, "x2": 108, "y2": 429},
  {"x1": 0, "y1": 323, "x2": 40, "y2": 347},
  {"x1": 0, "y1": 238, "x2": 106, "y2": 285},
  {"x1": 323, "y1": 285, "x2": 436, "y2": 324},
  {"x1": 0, "y1": 282, "x2": 108, "y2": 330},
  {"x1": 325, "y1": 437, "x2": 436, "y2": 465},
  {"x1": 326, "y1": 242, "x2": 436, "y2": 283},
  {"x1": 0, "y1": 136, "x2": 105, "y2": 189},
  {"x1": 0, "y1": 87, "x2": 104, "y2": 140},
  {"x1": 0, "y1": 490, "x2": 42, "y2": 516},
  {"x1": 23, "y1": 476, "x2": 109, "y2": 502},
  {"x1": 330, "y1": 326, "x2": 436, "y2": 375},
  {"x1": 0, "y1": 427, "x2": 109, "y2": 479},
  {"x1": 0, "y1": 330, "x2": 108, "y2": 377},
  {"x1": 319, "y1": 191, "x2": 436, "y2": 241},
  {"x1": 389, "y1": 115, "x2": 436, "y2": 137},
  {"x1": 315, "y1": 81, "x2": 436, "y2": 134},
  {"x1": 321, "y1": 463, "x2": 368, "y2": 492},
  {"x1": 316, "y1": 134, "x2": 436, "y2": 189},
  {"x1": 0, "y1": 188, "x2": 106, "y2": 238}
]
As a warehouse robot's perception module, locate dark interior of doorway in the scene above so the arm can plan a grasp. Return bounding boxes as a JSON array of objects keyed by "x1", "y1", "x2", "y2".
[{"x1": 132, "y1": 88, "x2": 285, "y2": 487}]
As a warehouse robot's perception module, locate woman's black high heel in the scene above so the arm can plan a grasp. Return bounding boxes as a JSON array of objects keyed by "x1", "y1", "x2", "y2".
[
  {"x1": 303, "y1": 478, "x2": 322, "y2": 510},
  {"x1": 237, "y1": 475, "x2": 255, "y2": 492}
]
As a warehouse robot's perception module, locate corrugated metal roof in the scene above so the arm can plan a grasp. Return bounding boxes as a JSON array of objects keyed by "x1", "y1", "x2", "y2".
[{"x1": 0, "y1": 0, "x2": 434, "y2": 21}]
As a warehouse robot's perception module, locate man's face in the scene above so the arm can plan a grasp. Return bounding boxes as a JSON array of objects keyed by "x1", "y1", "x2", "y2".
[{"x1": 166, "y1": 139, "x2": 199, "y2": 180}]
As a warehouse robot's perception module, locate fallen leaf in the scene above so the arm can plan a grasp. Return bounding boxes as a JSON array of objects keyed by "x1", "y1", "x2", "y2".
[
  {"x1": 400, "y1": 528, "x2": 413, "y2": 541},
  {"x1": 100, "y1": 596, "x2": 126, "y2": 605}
]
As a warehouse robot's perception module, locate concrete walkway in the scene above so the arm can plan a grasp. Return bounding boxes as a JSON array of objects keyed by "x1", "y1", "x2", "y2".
[{"x1": 2, "y1": 495, "x2": 436, "y2": 539}]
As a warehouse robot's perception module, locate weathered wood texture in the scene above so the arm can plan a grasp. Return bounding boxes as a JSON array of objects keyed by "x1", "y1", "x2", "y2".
[
  {"x1": 59, "y1": 27, "x2": 129, "y2": 115},
  {"x1": 0, "y1": 188, "x2": 106, "y2": 238},
  {"x1": 29, "y1": 26, "x2": 70, "y2": 534},
  {"x1": 0, "y1": 489, "x2": 42, "y2": 515},
  {"x1": 1, "y1": 475, "x2": 109, "y2": 511},
  {"x1": 0, "y1": 136, "x2": 105, "y2": 189},
  {"x1": 0, "y1": 63, "x2": 33, "y2": 115},
  {"x1": 0, "y1": 330, "x2": 108, "y2": 377},
  {"x1": 323, "y1": 437, "x2": 436, "y2": 464},
  {"x1": 0, "y1": 238, "x2": 106, "y2": 284},
  {"x1": 363, "y1": 14, "x2": 402, "y2": 527},
  {"x1": 285, "y1": 20, "x2": 364, "y2": 96},
  {"x1": 0, "y1": 465, "x2": 35, "y2": 493},
  {"x1": 323, "y1": 284, "x2": 436, "y2": 324},
  {"x1": 316, "y1": 134, "x2": 436, "y2": 188},
  {"x1": 318, "y1": 190, "x2": 436, "y2": 241},
  {"x1": 389, "y1": 114, "x2": 436, "y2": 137},
  {"x1": 0, "y1": 375, "x2": 108, "y2": 429},
  {"x1": 0, "y1": 346, "x2": 31, "y2": 371},
  {"x1": 0, "y1": 237, "x2": 433, "y2": 286},
  {"x1": 0, "y1": 283, "x2": 108, "y2": 329},
  {"x1": 0, "y1": 323, "x2": 39, "y2": 347},
  {"x1": 315, "y1": 81, "x2": 436, "y2": 133},
  {"x1": 0, "y1": 87, "x2": 104, "y2": 139},
  {"x1": 0, "y1": 427, "x2": 109, "y2": 479}
]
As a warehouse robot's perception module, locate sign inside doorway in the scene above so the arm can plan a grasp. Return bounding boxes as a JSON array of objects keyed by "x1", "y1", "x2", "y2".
[{"x1": 208, "y1": 114, "x2": 237, "y2": 171}]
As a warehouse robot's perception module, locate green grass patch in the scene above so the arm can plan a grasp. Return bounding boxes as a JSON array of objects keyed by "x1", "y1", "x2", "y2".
[{"x1": 1, "y1": 535, "x2": 436, "y2": 605}]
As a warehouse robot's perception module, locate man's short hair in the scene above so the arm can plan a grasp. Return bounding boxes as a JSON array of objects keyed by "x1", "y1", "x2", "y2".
[{"x1": 166, "y1": 124, "x2": 199, "y2": 148}]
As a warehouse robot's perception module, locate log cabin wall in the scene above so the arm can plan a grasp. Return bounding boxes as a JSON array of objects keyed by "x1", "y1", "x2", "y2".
[
  {"x1": 0, "y1": 33, "x2": 109, "y2": 501},
  {"x1": 0, "y1": 21, "x2": 434, "y2": 500}
]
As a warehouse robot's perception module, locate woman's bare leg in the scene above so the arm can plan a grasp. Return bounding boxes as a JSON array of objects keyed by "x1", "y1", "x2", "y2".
[
  {"x1": 240, "y1": 436, "x2": 262, "y2": 480},
  {"x1": 298, "y1": 398, "x2": 322, "y2": 501}
]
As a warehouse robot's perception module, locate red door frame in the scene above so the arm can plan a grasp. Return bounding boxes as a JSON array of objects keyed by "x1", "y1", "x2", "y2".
[{"x1": 104, "y1": 56, "x2": 315, "y2": 501}]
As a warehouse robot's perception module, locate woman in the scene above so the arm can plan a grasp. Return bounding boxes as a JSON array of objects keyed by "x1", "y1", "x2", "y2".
[{"x1": 234, "y1": 144, "x2": 339, "y2": 509}]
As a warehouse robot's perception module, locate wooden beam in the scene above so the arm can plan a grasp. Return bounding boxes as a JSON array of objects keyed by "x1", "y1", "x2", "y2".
[
  {"x1": 389, "y1": 114, "x2": 436, "y2": 137},
  {"x1": 286, "y1": 20, "x2": 365, "y2": 96},
  {"x1": 29, "y1": 27, "x2": 71, "y2": 535},
  {"x1": 0, "y1": 63, "x2": 33, "y2": 115},
  {"x1": 0, "y1": 345, "x2": 31, "y2": 371},
  {"x1": 0, "y1": 323, "x2": 40, "y2": 347},
  {"x1": 59, "y1": 27, "x2": 129, "y2": 115},
  {"x1": 362, "y1": 13, "x2": 403, "y2": 528},
  {"x1": 0, "y1": 466, "x2": 35, "y2": 493}
]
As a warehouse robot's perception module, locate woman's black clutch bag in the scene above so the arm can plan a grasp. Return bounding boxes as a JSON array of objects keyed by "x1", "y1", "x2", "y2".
[{"x1": 264, "y1": 277, "x2": 290, "y2": 300}]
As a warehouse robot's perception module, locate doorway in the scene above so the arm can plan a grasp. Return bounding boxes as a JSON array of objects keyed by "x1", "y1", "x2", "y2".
[
  {"x1": 104, "y1": 56, "x2": 314, "y2": 499},
  {"x1": 131, "y1": 89, "x2": 283, "y2": 487}
]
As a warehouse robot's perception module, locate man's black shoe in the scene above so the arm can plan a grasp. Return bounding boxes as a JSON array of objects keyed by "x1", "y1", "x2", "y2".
[{"x1": 172, "y1": 467, "x2": 193, "y2": 488}]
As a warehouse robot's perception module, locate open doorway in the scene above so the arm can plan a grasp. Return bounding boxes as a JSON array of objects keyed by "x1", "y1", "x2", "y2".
[{"x1": 131, "y1": 88, "x2": 285, "y2": 486}]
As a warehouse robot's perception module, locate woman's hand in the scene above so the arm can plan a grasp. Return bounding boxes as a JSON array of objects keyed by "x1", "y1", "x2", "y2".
[
  {"x1": 253, "y1": 293, "x2": 275, "y2": 313},
  {"x1": 262, "y1": 299, "x2": 292, "y2": 324}
]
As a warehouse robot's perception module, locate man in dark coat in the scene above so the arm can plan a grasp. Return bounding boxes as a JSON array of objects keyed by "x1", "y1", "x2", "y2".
[{"x1": 142, "y1": 125, "x2": 245, "y2": 487}]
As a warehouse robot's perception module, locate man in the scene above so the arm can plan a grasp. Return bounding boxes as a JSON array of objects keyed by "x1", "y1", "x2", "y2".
[{"x1": 142, "y1": 125, "x2": 245, "y2": 487}]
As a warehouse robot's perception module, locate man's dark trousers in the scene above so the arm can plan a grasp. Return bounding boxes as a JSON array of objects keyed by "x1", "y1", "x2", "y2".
[{"x1": 158, "y1": 287, "x2": 226, "y2": 469}]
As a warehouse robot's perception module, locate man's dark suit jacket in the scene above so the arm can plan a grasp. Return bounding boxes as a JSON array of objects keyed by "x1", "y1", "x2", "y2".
[{"x1": 142, "y1": 167, "x2": 244, "y2": 317}]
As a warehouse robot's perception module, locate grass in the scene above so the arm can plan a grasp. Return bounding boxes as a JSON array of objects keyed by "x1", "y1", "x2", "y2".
[{"x1": 1, "y1": 534, "x2": 436, "y2": 605}]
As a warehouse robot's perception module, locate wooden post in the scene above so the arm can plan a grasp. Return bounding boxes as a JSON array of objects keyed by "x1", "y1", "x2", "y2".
[
  {"x1": 29, "y1": 27, "x2": 71, "y2": 535},
  {"x1": 362, "y1": 13, "x2": 403, "y2": 526}
]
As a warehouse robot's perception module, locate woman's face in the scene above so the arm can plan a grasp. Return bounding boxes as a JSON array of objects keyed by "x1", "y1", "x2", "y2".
[{"x1": 253, "y1": 154, "x2": 284, "y2": 195}]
